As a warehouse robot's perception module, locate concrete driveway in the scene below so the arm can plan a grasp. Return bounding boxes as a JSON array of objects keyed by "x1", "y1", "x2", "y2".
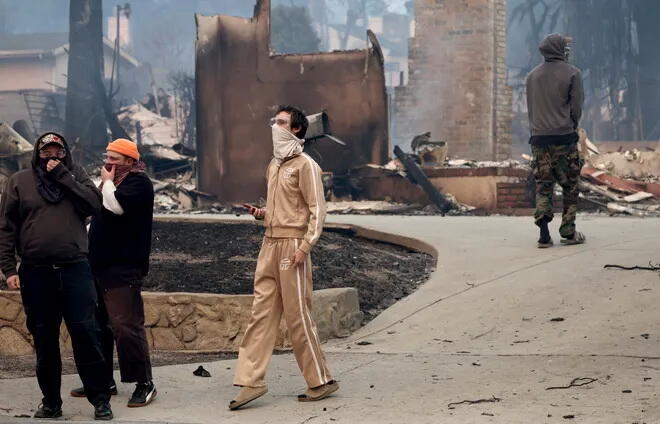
[{"x1": 1, "y1": 215, "x2": 658, "y2": 423}]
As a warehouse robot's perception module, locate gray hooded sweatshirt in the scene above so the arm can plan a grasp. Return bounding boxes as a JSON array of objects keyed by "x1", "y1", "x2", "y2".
[{"x1": 526, "y1": 34, "x2": 584, "y2": 141}]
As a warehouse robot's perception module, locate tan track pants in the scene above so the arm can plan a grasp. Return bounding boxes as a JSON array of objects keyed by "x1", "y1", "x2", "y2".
[{"x1": 233, "y1": 237, "x2": 332, "y2": 389}]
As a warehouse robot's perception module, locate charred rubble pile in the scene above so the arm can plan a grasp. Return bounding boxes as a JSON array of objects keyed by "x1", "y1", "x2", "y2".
[
  {"x1": 115, "y1": 103, "x2": 201, "y2": 213},
  {"x1": 578, "y1": 144, "x2": 660, "y2": 216}
]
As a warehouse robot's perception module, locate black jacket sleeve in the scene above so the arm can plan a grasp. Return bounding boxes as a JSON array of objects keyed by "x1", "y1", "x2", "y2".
[
  {"x1": 50, "y1": 163, "x2": 102, "y2": 218},
  {"x1": 0, "y1": 177, "x2": 20, "y2": 278},
  {"x1": 114, "y1": 174, "x2": 154, "y2": 216}
]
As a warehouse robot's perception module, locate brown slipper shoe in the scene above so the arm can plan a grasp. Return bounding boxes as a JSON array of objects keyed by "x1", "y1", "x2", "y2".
[
  {"x1": 298, "y1": 381, "x2": 339, "y2": 402},
  {"x1": 229, "y1": 386, "x2": 268, "y2": 410}
]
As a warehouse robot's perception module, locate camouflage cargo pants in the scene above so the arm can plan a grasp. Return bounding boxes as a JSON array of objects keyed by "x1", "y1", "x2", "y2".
[{"x1": 531, "y1": 143, "x2": 583, "y2": 238}]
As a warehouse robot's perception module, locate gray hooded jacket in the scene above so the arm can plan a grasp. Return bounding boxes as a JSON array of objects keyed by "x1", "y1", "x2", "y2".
[{"x1": 526, "y1": 34, "x2": 584, "y2": 138}]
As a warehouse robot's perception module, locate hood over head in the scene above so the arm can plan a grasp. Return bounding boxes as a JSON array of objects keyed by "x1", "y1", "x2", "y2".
[
  {"x1": 539, "y1": 33, "x2": 569, "y2": 62},
  {"x1": 32, "y1": 132, "x2": 73, "y2": 170}
]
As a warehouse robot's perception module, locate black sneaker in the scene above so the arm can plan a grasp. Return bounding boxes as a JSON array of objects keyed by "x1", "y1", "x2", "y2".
[
  {"x1": 94, "y1": 401, "x2": 113, "y2": 421},
  {"x1": 127, "y1": 381, "x2": 157, "y2": 407},
  {"x1": 71, "y1": 383, "x2": 118, "y2": 398},
  {"x1": 33, "y1": 404, "x2": 62, "y2": 419}
]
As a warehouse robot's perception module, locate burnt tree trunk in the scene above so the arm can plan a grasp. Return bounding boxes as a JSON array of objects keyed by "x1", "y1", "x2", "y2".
[
  {"x1": 93, "y1": 72, "x2": 131, "y2": 141},
  {"x1": 65, "y1": 0, "x2": 107, "y2": 156}
]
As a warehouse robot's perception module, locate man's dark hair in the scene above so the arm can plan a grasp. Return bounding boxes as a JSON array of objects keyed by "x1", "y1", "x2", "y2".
[{"x1": 277, "y1": 105, "x2": 308, "y2": 138}]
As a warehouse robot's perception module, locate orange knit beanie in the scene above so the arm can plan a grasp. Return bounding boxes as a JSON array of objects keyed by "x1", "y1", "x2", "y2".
[{"x1": 107, "y1": 138, "x2": 140, "y2": 160}]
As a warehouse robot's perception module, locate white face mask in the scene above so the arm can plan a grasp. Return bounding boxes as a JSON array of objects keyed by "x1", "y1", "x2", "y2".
[{"x1": 272, "y1": 123, "x2": 303, "y2": 162}]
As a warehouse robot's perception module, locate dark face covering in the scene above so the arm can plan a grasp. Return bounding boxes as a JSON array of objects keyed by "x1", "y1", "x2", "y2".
[
  {"x1": 35, "y1": 156, "x2": 64, "y2": 203},
  {"x1": 100, "y1": 161, "x2": 146, "y2": 188},
  {"x1": 104, "y1": 163, "x2": 132, "y2": 173},
  {"x1": 39, "y1": 157, "x2": 57, "y2": 171}
]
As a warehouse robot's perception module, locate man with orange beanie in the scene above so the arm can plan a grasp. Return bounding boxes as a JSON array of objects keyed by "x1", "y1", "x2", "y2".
[{"x1": 70, "y1": 139, "x2": 157, "y2": 407}]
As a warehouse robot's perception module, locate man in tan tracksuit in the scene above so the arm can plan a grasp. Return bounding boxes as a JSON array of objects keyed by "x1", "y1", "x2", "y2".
[{"x1": 229, "y1": 105, "x2": 337, "y2": 410}]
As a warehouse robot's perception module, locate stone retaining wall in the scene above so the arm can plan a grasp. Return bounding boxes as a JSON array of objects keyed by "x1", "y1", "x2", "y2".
[{"x1": 0, "y1": 288, "x2": 363, "y2": 356}]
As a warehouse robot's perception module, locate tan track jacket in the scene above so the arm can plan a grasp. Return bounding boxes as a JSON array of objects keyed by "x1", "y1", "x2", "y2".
[{"x1": 263, "y1": 153, "x2": 326, "y2": 255}]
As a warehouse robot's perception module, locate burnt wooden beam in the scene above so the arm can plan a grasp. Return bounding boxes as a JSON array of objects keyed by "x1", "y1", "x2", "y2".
[{"x1": 394, "y1": 145, "x2": 453, "y2": 214}]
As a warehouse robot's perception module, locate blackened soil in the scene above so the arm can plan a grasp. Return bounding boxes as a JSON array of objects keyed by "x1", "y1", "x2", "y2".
[{"x1": 144, "y1": 221, "x2": 435, "y2": 322}]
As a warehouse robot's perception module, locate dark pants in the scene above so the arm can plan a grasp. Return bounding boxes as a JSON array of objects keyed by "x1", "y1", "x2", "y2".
[
  {"x1": 96, "y1": 282, "x2": 152, "y2": 384},
  {"x1": 531, "y1": 143, "x2": 583, "y2": 238},
  {"x1": 19, "y1": 261, "x2": 111, "y2": 408}
]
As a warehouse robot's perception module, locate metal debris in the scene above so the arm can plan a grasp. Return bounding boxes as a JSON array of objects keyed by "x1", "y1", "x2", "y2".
[{"x1": 0, "y1": 123, "x2": 33, "y2": 194}]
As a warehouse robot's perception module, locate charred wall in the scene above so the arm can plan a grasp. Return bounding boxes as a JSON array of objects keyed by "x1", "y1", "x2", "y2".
[{"x1": 195, "y1": 0, "x2": 389, "y2": 202}]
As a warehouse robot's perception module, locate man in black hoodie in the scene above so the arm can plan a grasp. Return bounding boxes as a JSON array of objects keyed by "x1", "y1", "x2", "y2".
[
  {"x1": 526, "y1": 34, "x2": 586, "y2": 248},
  {"x1": 0, "y1": 132, "x2": 113, "y2": 420}
]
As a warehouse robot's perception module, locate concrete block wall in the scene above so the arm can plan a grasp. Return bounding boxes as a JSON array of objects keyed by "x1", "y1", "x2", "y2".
[{"x1": 393, "y1": 0, "x2": 512, "y2": 160}]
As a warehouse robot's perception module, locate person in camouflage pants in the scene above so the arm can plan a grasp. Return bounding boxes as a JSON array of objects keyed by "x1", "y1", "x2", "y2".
[
  {"x1": 526, "y1": 33, "x2": 586, "y2": 247},
  {"x1": 531, "y1": 143, "x2": 583, "y2": 240}
]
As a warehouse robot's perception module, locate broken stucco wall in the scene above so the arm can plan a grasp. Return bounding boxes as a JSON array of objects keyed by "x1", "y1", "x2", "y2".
[{"x1": 195, "y1": 0, "x2": 389, "y2": 202}]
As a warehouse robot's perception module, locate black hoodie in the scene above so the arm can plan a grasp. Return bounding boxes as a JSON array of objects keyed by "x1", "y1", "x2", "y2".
[
  {"x1": 0, "y1": 133, "x2": 102, "y2": 277},
  {"x1": 526, "y1": 34, "x2": 584, "y2": 141}
]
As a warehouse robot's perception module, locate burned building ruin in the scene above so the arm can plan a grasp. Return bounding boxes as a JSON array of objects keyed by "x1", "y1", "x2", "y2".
[{"x1": 195, "y1": 0, "x2": 389, "y2": 202}]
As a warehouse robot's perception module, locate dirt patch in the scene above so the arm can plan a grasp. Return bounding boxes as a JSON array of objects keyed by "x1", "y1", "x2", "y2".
[{"x1": 145, "y1": 221, "x2": 435, "y2": 321}]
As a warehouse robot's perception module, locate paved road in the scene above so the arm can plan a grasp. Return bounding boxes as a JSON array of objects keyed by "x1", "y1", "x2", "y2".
[{"x1": 1, "y1": 215, "x2": 658, "y2": 423}]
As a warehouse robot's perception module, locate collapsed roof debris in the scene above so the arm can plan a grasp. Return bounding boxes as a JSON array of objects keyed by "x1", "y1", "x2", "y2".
[
  {"x1": 445, "y1": 159, "x2": 530, "y2": 170},
  {"x1": 152, "y1": 173, "x2": 210, "y2": 213},
  {"x1": 119, "y1": 104, "x2": 178, "y2": 148},
  {"x1": 118, "y1": 103, "x2": 194, "y2": 177},
  {"x1": 0, "y1": 123, "x2": 33, "y2": 194},
  {"x1": 568, "y1": 129, "x2": 660, "y2": 215},
  {"x1": 580, "y1": 165, "x2": 660, "y2": 216},
  {"x1": 590, "y1": 149, "x2": 660, "y2": 182}
]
